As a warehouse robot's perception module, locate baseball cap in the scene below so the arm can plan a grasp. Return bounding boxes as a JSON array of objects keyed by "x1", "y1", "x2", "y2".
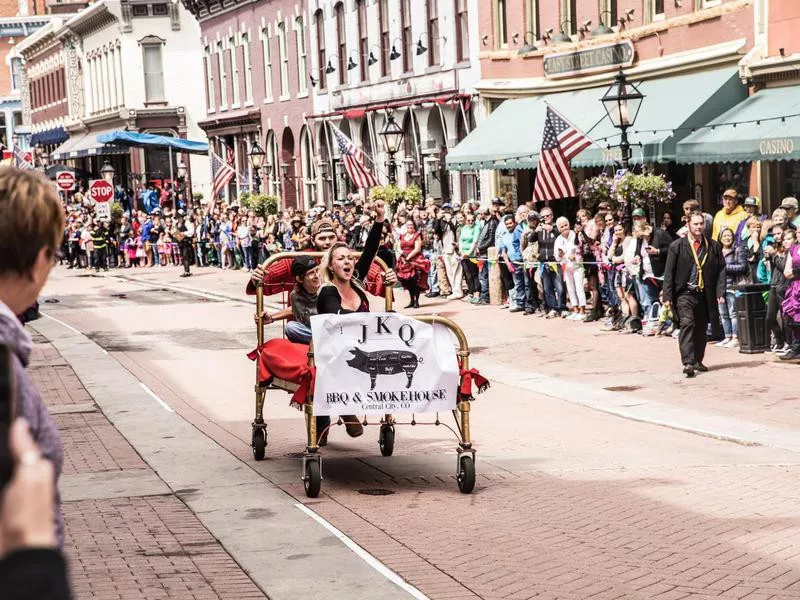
[
  {"x1": 291, "y1": 256, "x2": 318, "y2": 278},
  {"x1": 311, "y1": 218, "x2": 335, "y2": 237},
  {"x1": 491, "y1": 198, "x2": 504, "y2": 206},
  {"x1": 527, "y1": 211, "x2": 541, "y2": 222},
  {"x1": 744, "y1": 196, "x2": 759, "y2": 207},
  {"x1": 780, "y1": 197, "x2": 798, "y2": 210},
  {"x1": 441, "y1": 203, "x2": 452, "y2": 210},
  {"x1": 632, "y1": 208, "x2": 647, "y2": 218}
]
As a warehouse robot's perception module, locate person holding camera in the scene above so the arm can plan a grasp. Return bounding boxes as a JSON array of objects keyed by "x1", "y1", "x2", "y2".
[
  {"x1": 0, "y1": 418, "x2": 71, "y2": 599},
  {"x1": 0, "y1": 168, "x2": 66, "y2": 544}
]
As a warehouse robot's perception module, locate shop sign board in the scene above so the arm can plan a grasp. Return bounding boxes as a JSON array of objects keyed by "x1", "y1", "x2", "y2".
[
  {"x1": 544, "y1": 40, "x2": 635, "y2": 79},
  {"x1": 759, "y1": 138, "x2": 797, "y2": 157}
]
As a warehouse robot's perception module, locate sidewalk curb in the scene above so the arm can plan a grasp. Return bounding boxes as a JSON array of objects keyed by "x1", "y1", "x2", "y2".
[
  {"x1": 31, "y1": 315, "x2": 417, "y2": 600},
  {"x1": 479, "y1": 359, "x2": 800, "y2": 455}
]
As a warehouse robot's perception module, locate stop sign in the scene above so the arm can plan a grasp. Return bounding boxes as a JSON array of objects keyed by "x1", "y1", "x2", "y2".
[
  {"x1": 56, "y1": 171, "x2": 75, "y2": 191},
  {"x1": 89, "y1": 179, "x2": 114, "y2": 204}
]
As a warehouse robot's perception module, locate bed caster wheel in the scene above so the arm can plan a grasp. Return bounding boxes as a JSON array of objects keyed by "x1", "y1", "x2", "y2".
[
  {"x1": 252, "y1": 428, "x2": 267, "y2": 461},
  {"x1": 303, "y1": 458, "x2": 321, "y2": 498},
  {"x1": 379, "y1": 424, "x2": 395, "y2": 457},
  {"x1": 457, "y1": 454, "x2": 475, "y2": 494}
]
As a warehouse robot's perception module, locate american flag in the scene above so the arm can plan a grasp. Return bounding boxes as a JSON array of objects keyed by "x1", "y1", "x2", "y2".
[
  {"x1": 210, "y1": 146, "x2": 236, "y2": 204},
  {"x1": 13, "y1": 145, "x2": 34, "y2": 170},
  {"x1": 532, "y1": 105, "x2": 592, "y2": 202},
  {"x1": 332, "y1": 125, "x2": 377, "y2": 189}
]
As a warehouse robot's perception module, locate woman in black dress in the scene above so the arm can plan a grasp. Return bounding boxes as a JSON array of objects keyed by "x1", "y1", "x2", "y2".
[{"x1": 315, "y1": 200, "x2": 388, "y2": 444}]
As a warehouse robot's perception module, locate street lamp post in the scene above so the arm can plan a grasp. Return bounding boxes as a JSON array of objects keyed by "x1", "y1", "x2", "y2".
[
  {"x1": 601, "y1": 69, "x2": 644, "y2": 229},
  {"x1": 100, "y1": 160, "x2": 115, "y2": 183},
  {"x1": 248, "y1": 140, "x2": 266, "y2": 194},
  {"x1": 378, "y1": 109, "x2": 404, "y2": 185}
]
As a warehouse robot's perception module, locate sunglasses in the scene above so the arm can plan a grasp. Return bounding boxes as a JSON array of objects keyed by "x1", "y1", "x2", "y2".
[{"x1": 723, "y1": 194, "x2": 737, "y2": 200}]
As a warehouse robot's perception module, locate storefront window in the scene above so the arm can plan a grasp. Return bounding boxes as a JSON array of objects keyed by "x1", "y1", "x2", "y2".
[
  {"x1": 711, "y1": 162, "x2": 750, "y2": 207},
  {"x1": 781, "y1": 161, "x2": 800, "y2": 200}
]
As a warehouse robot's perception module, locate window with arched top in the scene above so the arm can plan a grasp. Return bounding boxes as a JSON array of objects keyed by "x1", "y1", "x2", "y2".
[
  {"x1": 295, "y1": 17, "x2": 307, "y2": 94},
  {"x1": 261, "y1": 27, "x2": 273, "y2": 101},
  {"x1": 314, "y1": 9, "x2": 326, "y2": 90},
  {"x1": 426, "y1": 0, "x2": 439, "y2": 66},
  {"x1": 494, "y1": 0, "x2": 508, "y2": 48},
  {"x1": 455, "y1": 0, "x2": 469, "y2": 62},
  {"x1": 378, "y1": 0, "x2": 389, "y2": 77},
  {"x1": 277, "y1": 21, "x2": 289, "y2": 97},
  {"x1": 356, "y1": 0, "x2": 368, "y2": 82},
  {"x1": 401, "y1": 0, "x2": 411, "y2": 73},
  {"x1": 334, "y1": 2, "x2": 346, "y2": 86},
  {"x1": 242, "y1": 33, "x2": 253, "y2": 104}
]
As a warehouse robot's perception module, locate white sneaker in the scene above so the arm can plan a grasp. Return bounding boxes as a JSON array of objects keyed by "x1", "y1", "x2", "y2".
[
  {"x1": 774, "y1": 343, "x2": 790, "y2": 354},
  {"x1": 561, "y1": 310, "x2": 571, "y2": 318},
  {"x1": 447, "y1": 293, "x2": 464, "y2": 300},
  {"x1": 725, "y1": 339, "x2": 739, "y2": 349},
  {"x1": 715, "y1": 338, "x2": 731, "y2": 347}
]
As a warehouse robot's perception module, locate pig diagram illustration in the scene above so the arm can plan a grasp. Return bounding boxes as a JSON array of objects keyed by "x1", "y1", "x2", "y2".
[{"x1": 345, "y1": 347, "x2": 421, "y2": 390}]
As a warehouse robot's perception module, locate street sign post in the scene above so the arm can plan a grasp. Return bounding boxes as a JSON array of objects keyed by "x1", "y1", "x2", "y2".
[
  {"x1": 56, "y1": 171, "x2": 76, "y2": 192},
  {"x1": 89, "y1": 179, "x2": 114, "y2": 220}
]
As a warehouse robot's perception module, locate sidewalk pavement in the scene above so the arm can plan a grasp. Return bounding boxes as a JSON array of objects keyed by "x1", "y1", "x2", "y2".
[
  {"x1": 29, "y1": 322, "x2": 415, "y2": 600},
  {"x1": 28, "y1": 331, "x2": 266, "y2": 600}
]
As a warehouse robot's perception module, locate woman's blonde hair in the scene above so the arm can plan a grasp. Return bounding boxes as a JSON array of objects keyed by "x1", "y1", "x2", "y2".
[{"x1": 319, "y1": 242, "x2": 365, "y2": 293}]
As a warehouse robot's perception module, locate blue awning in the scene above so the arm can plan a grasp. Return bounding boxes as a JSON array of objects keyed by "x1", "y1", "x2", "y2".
[
  {"x1": 30, "y1": 126, "x2": 69, "y2": 147},
  {"x1": 97, "y1": 130, "x2": 209, "y2": 155}
]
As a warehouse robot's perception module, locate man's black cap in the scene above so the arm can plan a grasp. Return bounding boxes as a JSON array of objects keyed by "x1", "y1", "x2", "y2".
[{"x1": 292, "y1": 255, "x2": 317, "y2": 278}]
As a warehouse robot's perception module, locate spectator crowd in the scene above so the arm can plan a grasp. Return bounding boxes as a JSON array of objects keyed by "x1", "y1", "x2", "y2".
[{"x1": 59, "y1": 185, "x2": 800, "y2": 361}]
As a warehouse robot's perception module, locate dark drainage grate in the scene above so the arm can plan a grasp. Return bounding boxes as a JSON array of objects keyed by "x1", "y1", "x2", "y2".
[
  {"x1": 357, "y1": 488, "x2": 395, "y2": 496},
  {"x1": 604, "y1": 385, "x2": 642, "y2": 392},
  {"x1": 285, "y1": 452, "x2": 304, "y2": 458},
  {"x1": 110, "y1": 293, "x2": 128, "y2": 299}
]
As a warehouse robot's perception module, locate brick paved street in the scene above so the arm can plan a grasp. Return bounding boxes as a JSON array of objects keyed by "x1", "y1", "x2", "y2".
[
  {"x1": 32, "y1": 266, "x2": 800, "y2": 600},
  {"x1": 30, "y1": 333, "x2": 267, "y2": 600}
]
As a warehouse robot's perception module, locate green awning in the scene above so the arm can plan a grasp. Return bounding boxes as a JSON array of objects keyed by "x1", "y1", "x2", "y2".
[
  {"x1": 446, "y1": 67, "x2": 746, "y2": 171},
  {"x1": 676, "y1": 86, "x2": 800, "y2": 164}
]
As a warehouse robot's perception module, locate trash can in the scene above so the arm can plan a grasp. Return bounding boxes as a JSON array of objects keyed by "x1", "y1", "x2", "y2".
[{"x1": 734, "y1": 283, "x2": 770, "y2": 354}]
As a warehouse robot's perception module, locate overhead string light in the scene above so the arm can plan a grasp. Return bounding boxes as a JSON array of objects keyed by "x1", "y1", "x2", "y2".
[{"x1": 480, "y1": 112, "x2": 800, "y2": 165}]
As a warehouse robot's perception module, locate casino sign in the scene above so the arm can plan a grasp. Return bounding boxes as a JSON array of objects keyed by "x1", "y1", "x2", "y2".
[{"x1": 544, "y1": 40, "x2": 635, "y2": 79}]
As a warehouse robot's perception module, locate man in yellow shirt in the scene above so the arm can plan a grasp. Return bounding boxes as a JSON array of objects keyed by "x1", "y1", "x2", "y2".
[{"x1": 711, "y1": 189, "x2": 748, "y2": 241}]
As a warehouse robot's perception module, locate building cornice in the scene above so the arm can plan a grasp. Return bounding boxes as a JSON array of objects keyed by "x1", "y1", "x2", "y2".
[{"x1": 181, "y1": 0, "x2": 258, "y2": 23}]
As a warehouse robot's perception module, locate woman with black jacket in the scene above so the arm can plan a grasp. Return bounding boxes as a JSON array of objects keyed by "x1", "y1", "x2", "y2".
[{"x1": 315, "y1": 200, "x2": 388, "y2": 444}]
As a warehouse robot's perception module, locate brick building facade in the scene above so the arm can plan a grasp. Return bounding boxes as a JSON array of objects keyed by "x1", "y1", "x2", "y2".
[
  {"x1": 448, "y1": 0, "x2": 764, "y2": 213},
  {"x1": 184, "y1": 0, "x2": 313, "y2": 209}
]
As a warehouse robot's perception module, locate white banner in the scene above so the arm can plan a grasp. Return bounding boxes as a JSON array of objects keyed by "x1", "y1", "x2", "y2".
[{"x1": 310, "y1": 312, "x2": 459, "y2": 416}]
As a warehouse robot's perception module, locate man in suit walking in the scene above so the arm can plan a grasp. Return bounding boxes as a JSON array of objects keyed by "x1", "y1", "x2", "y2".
[{"x1": 662, "y1": 211, "x2": 726, "y2": 378}]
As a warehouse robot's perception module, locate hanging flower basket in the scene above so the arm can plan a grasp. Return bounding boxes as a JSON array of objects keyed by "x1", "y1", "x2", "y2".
[
  {"x1": 578, "y1": 174, "x2": 615, "y2": 210},
  {"x1": 611, "y1": 172, "x2": 675, "y2": 209}
]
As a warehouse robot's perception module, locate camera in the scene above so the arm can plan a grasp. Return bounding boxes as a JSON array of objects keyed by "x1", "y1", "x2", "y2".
[{"x1": 0, "y1": 344, "x2": 15, "y2": 489}]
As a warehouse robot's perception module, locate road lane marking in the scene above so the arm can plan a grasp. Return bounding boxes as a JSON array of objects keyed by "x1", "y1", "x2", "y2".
[
  {"x1": 294, "y1": 503, "x2": 431, "y2": 600},
  {"x1": 42, "y1": 314, "x2": 108, "y2": 352},
  {"x1": 139, "y1": 382, "x2": 174, "y2": 412}
]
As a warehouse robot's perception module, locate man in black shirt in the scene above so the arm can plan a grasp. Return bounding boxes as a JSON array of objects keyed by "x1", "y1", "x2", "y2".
[
  {"x1": 536, "y1": 207, "x2": 565, "y2": 316},
  {"x1": 475, "y1": 203, "x2": 499, "y2": 304}
]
